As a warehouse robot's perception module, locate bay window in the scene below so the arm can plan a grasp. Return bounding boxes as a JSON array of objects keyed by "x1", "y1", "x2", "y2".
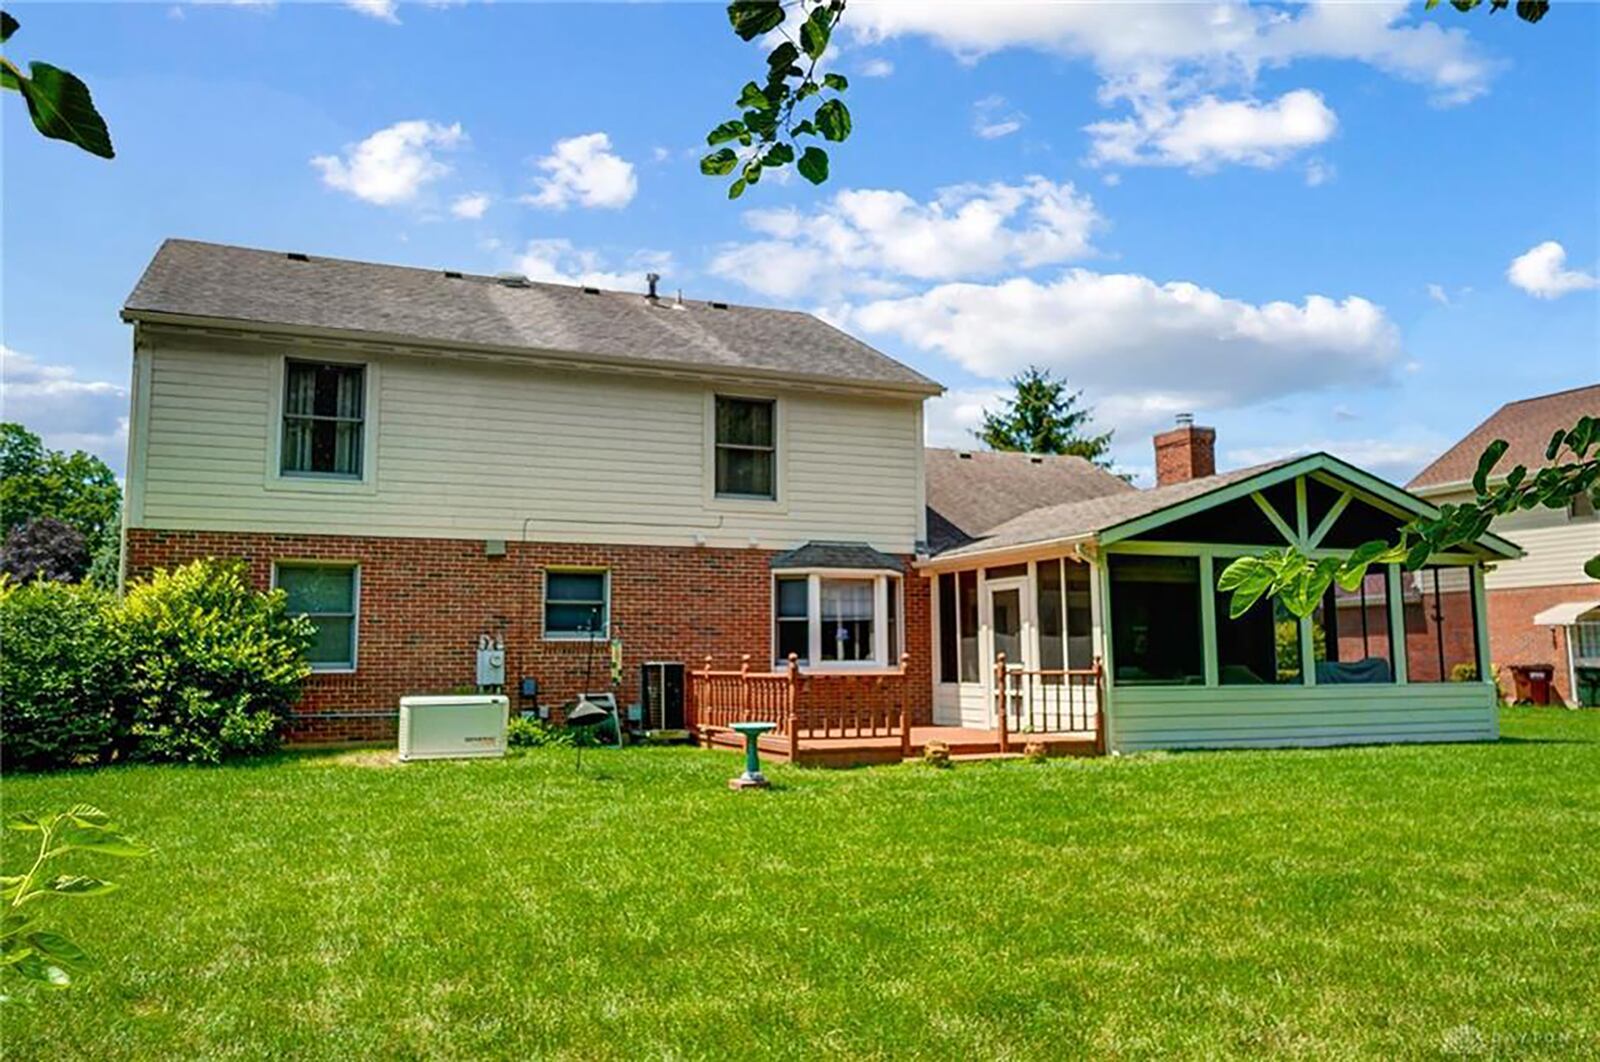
[{"x1": 772, "y1": 571, "x2": 902, "y2": 669}]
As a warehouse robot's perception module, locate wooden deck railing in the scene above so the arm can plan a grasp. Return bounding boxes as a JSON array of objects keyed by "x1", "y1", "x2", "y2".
[
  {"x1": 689, "y1": 653, "x2": 913, "y2": 759},
  {"x1": 994, "y1": 652, "x2": 1105, "y2": 755}
]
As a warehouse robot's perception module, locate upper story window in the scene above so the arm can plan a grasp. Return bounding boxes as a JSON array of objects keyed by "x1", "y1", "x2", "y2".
[
  {"x1": 275, "y1": 562, "x2": 359, "y2": 671},
  {"x1": 282, "y1": 360, "x2": 365, "y2": 478},
  {"x1": 714, "y1": 396, "x2": 776, "y2": 499},
  {"x1": 545, "y1": 569, "x2": 609, "y2": 640}
]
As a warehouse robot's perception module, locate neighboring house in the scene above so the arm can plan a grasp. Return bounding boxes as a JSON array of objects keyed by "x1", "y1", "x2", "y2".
[
  {"x1": 120, "y1": 240, "x2": 1521, "y2": 754},
  {"x1": 1409, "y1": 384, "x2": 1600, "y2": 706}
]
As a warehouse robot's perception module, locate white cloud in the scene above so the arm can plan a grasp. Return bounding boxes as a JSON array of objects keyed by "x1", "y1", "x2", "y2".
[
  {"x1": 311, "y1": 120, "x2": 465, "y2": 206},
  {"x1": 1227, "y1": 437, "x2": 1447, "y2": 485},
  {"x1": 1507, "y1": 240, "x2": 1598, "y2": 300},
  {"x1": 709, "y1": 177, "x2": 1101, "y2": 300},
  {"x1": 513, "y1": 239, "x2": 673, "y2": 294},
  {"x1": 849, "y1": 269, "x2": 1402, "y2": 417},
  {"x1": 344, "y1": 0, "x2": 398, "y2": 22},
  {"x1": 522, "y1": 132, "x2": 637, "y2": 210},
  {"x1": 924, "y1": 386, "x2": 1009, "y2": 448},
  {"x1": 449, "y1": 192, "x2": 491, "y2": 220},
  {"x1": 860, "y1": 57, "x2": 895, "y2": 78},
  {"x1": 1086, "y1": 89, "x2": 1337, "y2": 170},
  {"x1": 849, "y1": 2, "x2": 1493, "y2": 172},
  {"x1": 0, "y1": 347, "x2": 129, "y2": 472},
  {"x1": 1426, "y1": 282, "x2": 1451, "y2": 306},
  {"x1": 972, "y1": 94, "x2": 1025, "y2": 139},
  {"x1": 1304, "y1": 158, "x2": 1335, "y2": 187}
]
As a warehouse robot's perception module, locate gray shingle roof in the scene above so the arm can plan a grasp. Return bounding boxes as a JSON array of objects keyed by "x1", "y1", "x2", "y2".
[
  {"x1": 1408, "y1": 383, "x2": 1600, "y2": 490},
  {"x1": 770, "y1": 541, "x2": 904, "y2": 571},
  {"x1": 924, "y1": 448, "x2": 1136, "y2": 553},
  {"x1": 122, "y1": 239, "x2": 942, "y2": 394},
  {"x1": 933, "y1": 459, "x2": 1295, "y2": 559}
]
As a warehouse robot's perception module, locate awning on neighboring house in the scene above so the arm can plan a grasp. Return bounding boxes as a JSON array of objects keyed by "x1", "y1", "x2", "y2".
[{"x1": 1532, "y1": 601, "x2": 1600, "y2": 627}]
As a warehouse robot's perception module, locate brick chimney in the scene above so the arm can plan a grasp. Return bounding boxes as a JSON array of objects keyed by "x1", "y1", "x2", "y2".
[{"x1": 1153, "y1": 413, "x2": 1216, "y2": 486}]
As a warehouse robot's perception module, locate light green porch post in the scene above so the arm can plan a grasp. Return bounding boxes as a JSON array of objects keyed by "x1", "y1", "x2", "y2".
[
  {"x1": 1199, "y1": 554, "x2": 1219, "y2": 687},
  {"x1": 1386, "y1": 563, "x2": 1409, "y2": 685},
  {"x1": 1094, "y1": 555, "x2": 1115, "y2": 752}
]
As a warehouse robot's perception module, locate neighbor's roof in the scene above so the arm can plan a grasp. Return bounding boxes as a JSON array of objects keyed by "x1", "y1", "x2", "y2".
[
  {"x1": 122, "y1": 239, "x2": 942, "y2": 394},
  {"x1": 924, "y1": 448, "x2": 1135, "y2": 553},
  {"x1": 770, "y1": 541, "x2": 904, "y2": 571},
  {"x1": 1408, "y1": 383, "x2": 1600, "y2": 491},
  {"x1": 932, "y1": 459, "x2": 1296, "y2": 560}
]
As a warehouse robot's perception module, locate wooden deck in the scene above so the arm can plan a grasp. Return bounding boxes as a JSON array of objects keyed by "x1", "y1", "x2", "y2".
[{"x1": 701, "y1": 725, "x2": 1099, "y2": 768}]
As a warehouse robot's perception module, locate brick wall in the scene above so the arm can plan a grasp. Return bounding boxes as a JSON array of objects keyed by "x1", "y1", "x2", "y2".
[
  {"x1": 1485, "y1": 582, "x2": 1600, "y2": 705},
  {"x1": 126, "y1": 529, "x2": 932, "y2": 742}
]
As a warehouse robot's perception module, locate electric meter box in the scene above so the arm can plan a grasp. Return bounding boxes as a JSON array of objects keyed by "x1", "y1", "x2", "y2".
[
  {"x1": 476, "y1": 646, "x2": 506, "y2": 686},
  {"x1": 398, "y1": 695, "x2": 509, "y2": 761}
]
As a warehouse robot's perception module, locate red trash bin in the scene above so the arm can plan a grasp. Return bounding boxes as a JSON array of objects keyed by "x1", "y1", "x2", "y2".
[{"x1": 1510, "y1": 664, "x2": 1555, "y2": 706}]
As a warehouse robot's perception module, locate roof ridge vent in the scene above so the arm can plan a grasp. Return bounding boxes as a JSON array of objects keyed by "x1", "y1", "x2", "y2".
[
  {"x1": 581, "y1": 286, "x2": 601, "y2": 295},
  {"x1": 443, "y1": 269, "x2": 463, "y2": 279},
  {"x1": 709, "y1": 300, "x2": 729, "y2": 310},
  {"x1": 285, "y1": 252, "x2": 309, "y2": 262},
  {"x1": 1030, "y1": 456, "x2": 1044, "y2": 464},
  {"x1": 496, "y1": 272, "x2": 530, "y2": 288}
]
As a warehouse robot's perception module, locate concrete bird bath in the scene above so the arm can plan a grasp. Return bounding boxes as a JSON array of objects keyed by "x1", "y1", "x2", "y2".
[{"x1": 728, "y1": 721, "x2": 777, "y2": 789}]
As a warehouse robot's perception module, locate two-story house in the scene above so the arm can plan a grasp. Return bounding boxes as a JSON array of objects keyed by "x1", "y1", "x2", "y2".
[
  {"x1": 1409, "y1": 384, "x2": 1600, "y2": 707},
  {"x1": 122, "y1": 240, "x2": 1521, "y2": 756},
  {"x1": 120, "y1": 240, "x2": 942, "y2": 740}
]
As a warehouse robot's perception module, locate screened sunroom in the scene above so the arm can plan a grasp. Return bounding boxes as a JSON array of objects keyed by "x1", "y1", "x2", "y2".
[{"x1": 922, "y1": 453, "x2": 1522, "y2": 753}]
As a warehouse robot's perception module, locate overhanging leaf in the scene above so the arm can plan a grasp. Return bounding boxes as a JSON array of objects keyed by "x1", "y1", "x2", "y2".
[
  {"x1": 815, "y1": 98, "x2": 851, "y2": 142},
  {"x1": 699, "y1": 148, "x2": 738, "y2": 176},
  {"x1": 1473, "y1": 438, "x2": 1508, "y2": 495},
  {"x1": 1, "y1": 11, "x2": 18, "y2": 43},
  {"x1": 1585, "y1": 553, "x2": 1600, "y2": 581},
  {"x1": 25, "y1": 931, "x2": 92, "y2": 972},
  {"x1": 16, "y1": 61, "x2": 114, "y2": 159},
  {"x1": 46, "y1": 875, "x2": 118, "y2": 897},
  {"x1": 12, "y1": 952, "x2": 70, "y2": 987},
  {"x1": 726, "y1": 0, "x2": 784, "y2": 41},
  {"x1": 796, "y1": 145, "x2": 828, "y2": 184}
]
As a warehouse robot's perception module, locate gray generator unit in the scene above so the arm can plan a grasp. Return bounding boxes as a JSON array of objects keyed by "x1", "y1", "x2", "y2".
[{"x1": 398, "y1": 694, "x2": 509, "y2": 761}]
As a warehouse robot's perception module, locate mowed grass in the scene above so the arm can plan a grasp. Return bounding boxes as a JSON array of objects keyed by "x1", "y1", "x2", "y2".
[{"x1": 4, "y1": 709, "x2": 1599, "y2": 1059}]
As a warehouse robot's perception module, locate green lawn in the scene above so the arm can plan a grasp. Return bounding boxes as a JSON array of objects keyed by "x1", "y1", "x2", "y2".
[{"x1": 4, "y1": 708, "x2": 1599, "y2": 1059}]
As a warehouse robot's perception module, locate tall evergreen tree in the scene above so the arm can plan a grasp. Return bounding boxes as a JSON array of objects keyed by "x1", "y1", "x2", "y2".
[{"x1": 975, "y1": 367, "x2": 1115, "y2": 468}]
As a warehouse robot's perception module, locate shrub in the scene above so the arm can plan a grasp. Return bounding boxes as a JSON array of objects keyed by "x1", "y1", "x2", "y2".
[
  {"x1": 0, "y1": 579, "x2": 120, "y2": 770},
  {"x1": 117, "y1": 559, "x2": 313, "y2": 764},
  {"x1": 1, "y1": 516, "x2": 90, "y2": 583},
  {"x1": 507, "y1": 715, "x2": 574, "y2": 749}
]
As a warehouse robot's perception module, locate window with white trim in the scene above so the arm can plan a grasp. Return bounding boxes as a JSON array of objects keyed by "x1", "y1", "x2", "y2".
[
  {"x1": 275, "y1": 562, "x2": 359, "y2": 671},
  {"x1": 714, "y1": 395, "x2": 776, "y2": 499},
  {"x1": 281, "y1": 360, "x2": 365, "y2": 478},
  {"x1": 544, "y1": 569, "x2": 609, "y2": 639},
  {"x1": 772, "y1": 572, "x2": 902, "y2": 668}
]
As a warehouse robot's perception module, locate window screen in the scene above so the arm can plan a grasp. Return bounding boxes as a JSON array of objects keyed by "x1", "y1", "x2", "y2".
[
  {"x1": 958, "y1": 570, "x2": 978, "y2": 682},
  {"x1": 1403, "y1": 566, "x2": 1480, "y2": 683},
  {"x1": 775, "y1": 576, "x2": 809, "y2": 664},
  {"x1": 282, "y1": 360, "x2": 364, "y2": 477},
  {"x1": 714, "y1": 396, "x2": 776, "y2": 499},
  {"x1": 1314, "y1": 570, "x2": 1394, "y2": 683},
  {"x1": 545, "y1": 570, "x2": 608, "y2": 637},
  {"x1": 276, "y1": 563, "x2": 358, "y2": 669},
  {"x1": 1110, "y1": 555, "x2": 1202, "y2": 686},
  {"x1": 820, "y1": 577, "x2": 874, "y2": 662},
  {"x1": 938, "y1": 573, "x2": 958, "y2": 683}
]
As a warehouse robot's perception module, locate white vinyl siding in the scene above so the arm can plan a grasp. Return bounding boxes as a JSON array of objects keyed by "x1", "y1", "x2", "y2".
[
  {"x1": 1429, "y1": 487, "x2": 1597, "y2": 589},
  {"x1": 131, "y1": 335, "x2": 923, "y2": 552}
]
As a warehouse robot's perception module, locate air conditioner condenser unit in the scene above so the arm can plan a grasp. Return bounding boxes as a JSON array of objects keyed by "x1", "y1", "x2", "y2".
[{"x1": 398, "y1": 694, "x2": 510, "y2": 762}]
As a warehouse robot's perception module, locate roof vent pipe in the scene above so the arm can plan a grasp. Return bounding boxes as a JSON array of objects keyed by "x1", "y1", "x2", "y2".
[{"x1": 646, "y1": 272, "x2": 660, "y2": 299}]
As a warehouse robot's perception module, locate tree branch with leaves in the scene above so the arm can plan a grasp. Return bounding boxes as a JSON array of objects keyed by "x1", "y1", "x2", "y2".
[
  {"x1": 1, "y1": 11, "x2": 114, "y2": 158},
  {"x1": 701, "y1": 1, "x2": 851, "y2": 198},
  {"x1": 1219, "y1": 416, "x2": 1600, "y2": 620}
]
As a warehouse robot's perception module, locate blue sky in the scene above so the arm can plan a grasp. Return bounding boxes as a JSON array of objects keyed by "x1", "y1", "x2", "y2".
[{"x1": 3, "y1": 1, "x2": 1596, "y2": 485}]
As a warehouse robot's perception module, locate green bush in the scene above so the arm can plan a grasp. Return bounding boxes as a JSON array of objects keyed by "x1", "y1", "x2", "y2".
[
  {"x1": 0, "y1": 578, "x2": 120, "y2": 770},
  {"x1": 117, "y1": 560, "x2": 314, "y2": 764},
  {"x1": 506, "y1": 715, "x2": 575, "y2": 749}
]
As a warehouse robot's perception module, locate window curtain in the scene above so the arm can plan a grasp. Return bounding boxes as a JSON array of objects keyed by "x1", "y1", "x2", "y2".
[
  {"x1": 282, "y1": 365, "x2": 316, "y2": 472},
  {"x1": 821, "y1": 579, "x2": 872, "y2": 620}
]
